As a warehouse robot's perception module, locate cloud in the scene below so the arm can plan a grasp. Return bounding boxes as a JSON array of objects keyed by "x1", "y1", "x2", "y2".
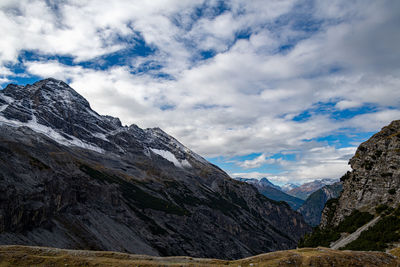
[
  {"x1": 335, "y1": 100, "x2": 362, "y2": 110},
  {"x1": 0, "y1": 0, "x2": 124, "y2": 64},
  {"x1": 237, "y1": 154, "x2": 276, "y2": 169},
  {"x1": 2, "y1": 0, "x2": 400, "y2": 184},
  {"x1": 284, "y1": 146, "x2": 356, "y2": 181},
  {"x1": 232, "y1": 146, "x2": 356, "y2": 184}
]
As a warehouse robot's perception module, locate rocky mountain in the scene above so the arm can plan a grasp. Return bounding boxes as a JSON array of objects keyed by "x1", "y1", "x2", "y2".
[
  {"x1": 287, "y1": 178, "x2": 338, "y2": 200},
  {"x1": 297, "y1": 182, "x2": 342, "y2": 226},
  {"x1": 300, "y1": 120, "x2": 400, "y2": 251},
  {"x1": 235, "y1": 178, "x2": 304, "y2": 210},
  {"x1": 320, "y1": 120, "x2": 400, "y2": 228},
  {"x1": 235, "y1": 177, "x2": 281, "y2": 190},
  {"x1": 258, "y1": 177, "x2": 282, "y2": 190},
  {"x1": 0, "y1": 78, "x2": 310, "y2": 260},
  {"x1": 281, "y1": 183, "x2": 300, "y2": 193}
]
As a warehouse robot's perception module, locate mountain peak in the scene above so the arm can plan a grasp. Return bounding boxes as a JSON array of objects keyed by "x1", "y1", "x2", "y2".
[
  {"x1": 3, "y1": 77, "x2": 90, "y2": 108},
  {"x1": 259, "y1": 177, "x2": 281, "y2": 190},
  {"x1": 0, "y1": 78, "x2": 207, "y2": 165},
  {"x1": 32, "y1": 77, "x2": 68, "y2": 87}
]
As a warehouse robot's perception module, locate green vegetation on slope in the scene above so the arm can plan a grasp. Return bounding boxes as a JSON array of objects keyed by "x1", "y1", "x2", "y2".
[
  {"x1": 298, "y1": 210, "x2": 374, "y2": 248},
  {"x1": 341, "y1": 206, "x2": 400, "y2": 251},
  {"x1": 79, "y1": 164, "x2": 188, "y2": 216}
]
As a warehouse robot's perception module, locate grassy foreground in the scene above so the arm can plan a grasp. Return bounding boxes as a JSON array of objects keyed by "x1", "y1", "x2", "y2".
[{"x1": 0, "y1": 245, "x2": 400, "y2": 267}]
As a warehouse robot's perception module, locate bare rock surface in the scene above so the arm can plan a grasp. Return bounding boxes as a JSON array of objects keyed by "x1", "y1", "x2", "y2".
[{"x1": 320, "y1": 120, "x2": 400, "y2": 228}]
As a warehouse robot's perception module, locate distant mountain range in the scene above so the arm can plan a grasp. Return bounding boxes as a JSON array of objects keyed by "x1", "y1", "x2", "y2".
[
  {"x1": 234, "y1": 177, "x2": 341, "y2": 213},
  {"x1": 286, "y1": 178, "x2": 338, "y2": 200},
  {"x1": 235, "y1": 178, "x2": 304, "y2": 210},
  {"x1": 235, "y1": 177, "x2": 282, "y2": 191}
]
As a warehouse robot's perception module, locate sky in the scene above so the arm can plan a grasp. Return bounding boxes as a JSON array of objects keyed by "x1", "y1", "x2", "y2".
[{"x1": 1, "y1": 0, "x2": 400, "y2": 185}]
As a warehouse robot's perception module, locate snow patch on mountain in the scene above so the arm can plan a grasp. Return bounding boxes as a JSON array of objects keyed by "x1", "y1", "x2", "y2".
[
  {"x1": 146, "y1": 128, "x2": 208, "y2": 165},
  {"x1": 0, "y1": 95, "x2": 13, "y2": 112},
  {"x1": 150, "y1": 148, "x2": 191, "y2": 168},
  {"x1": 0, "y1": 114, "x2": 104, "y2": 153},
  {"x1": 92, "y1": 132, "x2": 108, "y2": 141},
  {"x1": 0, "y1": 104, "x2": 7, "y2": 112}
]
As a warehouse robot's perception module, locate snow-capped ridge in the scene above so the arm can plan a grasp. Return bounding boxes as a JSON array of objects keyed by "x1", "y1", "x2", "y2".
[
  {"x1": 0, "y1": 112, "x2": 104, "y2": 153},
  {"x1": 0, "y1": 78, "x2": 206, "y2": 166}
]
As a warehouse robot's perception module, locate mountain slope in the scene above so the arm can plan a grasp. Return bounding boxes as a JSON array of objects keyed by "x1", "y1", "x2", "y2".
[
  {"x1": 287, "y1": 179, "x2": 338, "y2": 200},
  {"x1": 298, "y1": 182, "x2": 342, "y2": 226},
  {"x1": 235, "y1": 178, "x2": 304, "y2": 210},
  {"x1": 0, "y1": 78, "x2": 310, "y2": 259}
]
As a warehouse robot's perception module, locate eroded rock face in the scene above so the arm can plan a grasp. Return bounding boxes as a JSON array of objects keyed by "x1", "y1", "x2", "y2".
[
  {"x1": 0, "y1": 78, "x2": 311, "y2": 259},
  {"x1": 320, "y1": 120, "x2": 400, "y2": 228}
]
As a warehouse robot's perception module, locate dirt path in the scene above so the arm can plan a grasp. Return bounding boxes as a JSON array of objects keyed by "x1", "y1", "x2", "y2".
[{"x1": 330, "y1": 216, "x2": 381, "y2": 250}]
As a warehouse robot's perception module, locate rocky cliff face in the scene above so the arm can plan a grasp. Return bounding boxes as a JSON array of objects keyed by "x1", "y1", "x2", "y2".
[
  {"x1": 298, "y1": 182, "x2": 342, "y2": 226},
  {"x1": 0, "y1": 78, "x2": 310, "y2": 259},
  {"x1": 320, "y1": 120, "x2": 400, "y2": 228}
]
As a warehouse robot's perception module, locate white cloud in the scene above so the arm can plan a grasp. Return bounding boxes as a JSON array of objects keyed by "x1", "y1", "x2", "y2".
[
  {"x1": 2, "y1": 0, "x2": 400, "y2": 184},
  {"x1": 283, "y1": 146, "x2": 356, "y2": 182},
  {"x1": 233, "y1": 146, "x2": 356, "y2": 184},
  {"x1": 335, "y1": 100, "x2": 362, "y2": 110},
  {"x1": 237, "y1": 154, "x2": 276, "y2": 169},
  {"x1": 346, "y1": 109, "x2": 400, "y2": 132}
]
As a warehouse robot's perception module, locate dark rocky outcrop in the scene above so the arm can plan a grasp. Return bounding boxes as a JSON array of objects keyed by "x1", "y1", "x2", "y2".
[
  {"x1": 320, "y1": 120, "x2": 400, "y2": 228},
  {"x1": 0, "y1": 78, "x2": 311, "y2": 260}
]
